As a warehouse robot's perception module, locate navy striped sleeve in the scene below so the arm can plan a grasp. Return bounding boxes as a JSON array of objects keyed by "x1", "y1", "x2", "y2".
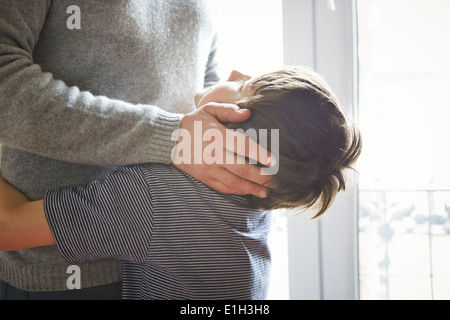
[{"x1": 44, "y1": 166, "x2": 154, "y2": 264}]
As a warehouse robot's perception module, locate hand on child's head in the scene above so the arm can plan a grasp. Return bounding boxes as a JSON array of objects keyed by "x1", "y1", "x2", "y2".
[{"x1": 172, "y1": 102, "x2": 274, "y2": 198}]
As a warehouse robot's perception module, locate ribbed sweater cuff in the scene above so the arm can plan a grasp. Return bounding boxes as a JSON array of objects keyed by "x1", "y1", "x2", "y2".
[{"x1": 147, "y1": 109, "x2": 183, "y2": 164}]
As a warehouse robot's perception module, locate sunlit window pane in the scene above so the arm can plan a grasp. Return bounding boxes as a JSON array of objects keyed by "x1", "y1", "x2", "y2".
[
  {"x1": 214, "y1": 0, "x2": 284, "y2": 78},
  {"x1": 357, "y1": 0, "x2": 450, "y2": 299},
  {"x1": 357, "y1": 0, "x2": 450, "y2": 190}
]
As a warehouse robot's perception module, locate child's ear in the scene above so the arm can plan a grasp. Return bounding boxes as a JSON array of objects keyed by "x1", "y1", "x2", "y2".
[
  {"x1": 228, "y1": 70, "x2": 251, "y2": 82},
  {"x1": 227, "y1": 70, "x2": 240, "y2": 81}
]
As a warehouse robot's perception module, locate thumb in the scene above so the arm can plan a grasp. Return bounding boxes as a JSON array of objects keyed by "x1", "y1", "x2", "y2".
[{"x1": 202, "y1": 102, "x2": 251, "y2": 123}]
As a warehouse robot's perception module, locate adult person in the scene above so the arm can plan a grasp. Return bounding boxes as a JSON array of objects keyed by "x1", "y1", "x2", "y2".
[{"x1": 0, "y1": 0, "x2": 272, "y2": 299}]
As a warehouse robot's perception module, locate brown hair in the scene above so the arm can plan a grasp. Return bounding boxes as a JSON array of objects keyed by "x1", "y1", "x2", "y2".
[{"x1": 227, "y1": 66, "x2": 362, "y2": 218}]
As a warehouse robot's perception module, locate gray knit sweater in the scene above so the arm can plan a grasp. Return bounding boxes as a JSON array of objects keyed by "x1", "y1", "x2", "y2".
[{"x1": 0, "y1": 0, "x2": 219, "y2": 291}]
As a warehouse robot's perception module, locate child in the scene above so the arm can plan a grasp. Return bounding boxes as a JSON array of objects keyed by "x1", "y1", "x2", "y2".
[{"x1": 0, "y1": 66, "x2": 362, "y2": 300}]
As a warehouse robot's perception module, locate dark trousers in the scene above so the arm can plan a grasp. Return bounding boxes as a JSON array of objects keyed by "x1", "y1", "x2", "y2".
[{"x1": 0, "y1": 279, "x2": 122, "y2": 300}]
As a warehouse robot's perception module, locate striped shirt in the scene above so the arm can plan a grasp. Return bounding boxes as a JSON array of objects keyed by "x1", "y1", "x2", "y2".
[{"x1": 44, "y1": 164, "x2": 272, "y2": 300}]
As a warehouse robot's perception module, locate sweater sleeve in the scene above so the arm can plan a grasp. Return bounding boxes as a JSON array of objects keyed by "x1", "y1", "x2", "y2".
[
  {"x1": 0, "y1": 1, "x2": 182, "y2": 166},
  {"x1": 44, "y1": 166, "x2": 155, "y2": 264},
  {"x1": 203, "y1": 33, "x2": 221, "y2": 88}
]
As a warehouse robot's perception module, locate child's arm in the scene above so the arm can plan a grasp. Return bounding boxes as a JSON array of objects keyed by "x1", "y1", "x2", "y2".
[
  {"x1": 1, "y1": 166, "x2": 155, "y2": 263},
  {"x1": 0, "y1": 173, "x2": 55, "y2": 251}
]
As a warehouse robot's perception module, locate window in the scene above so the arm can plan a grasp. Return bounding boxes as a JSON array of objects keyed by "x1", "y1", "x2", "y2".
[
  {"x1": 357, "y1": 0, "x2": 450, "y2": 299},
  {"x1": 281, "y1": 0, "x2": 450, "y2": 300},
  {"x1": 214, "y1": 0, "x2": 450, "y2": 300}
]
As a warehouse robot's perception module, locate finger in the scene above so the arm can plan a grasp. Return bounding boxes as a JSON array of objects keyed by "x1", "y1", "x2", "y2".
[
  {"x1": 224, "y1": 130, "x2": 277, "y2": 168},
  {"x1": 222, "y1": 150, "x2": 273, "y2": 187},
  {"x1": 206, "y1": 167, "x2": 270, "y2": 198},
  {"x1": 202, "y1": 102, "x2": 251, "y2": 123},
  {"x1": 201, "y1": 177, "x2": 237, "y2": 195}
]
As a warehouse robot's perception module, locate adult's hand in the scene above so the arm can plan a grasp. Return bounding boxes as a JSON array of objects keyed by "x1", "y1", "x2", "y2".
[{"x1": 171, "y1": 102, "x2": 276, "y2": 198}]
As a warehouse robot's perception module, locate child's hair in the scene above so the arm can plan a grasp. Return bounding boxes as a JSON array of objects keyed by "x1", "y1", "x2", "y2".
[{"x1": 227, "y1": 66, "x2": 362, "y2": 218}]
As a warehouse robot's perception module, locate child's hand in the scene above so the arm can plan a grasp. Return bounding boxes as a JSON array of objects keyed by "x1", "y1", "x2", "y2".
[
  {"x1": 172, "y1": 102, "x2": 275, "y2": 198},
  {"x1": 0, "y1": 169, "x2": 53, "y2": 251}
]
